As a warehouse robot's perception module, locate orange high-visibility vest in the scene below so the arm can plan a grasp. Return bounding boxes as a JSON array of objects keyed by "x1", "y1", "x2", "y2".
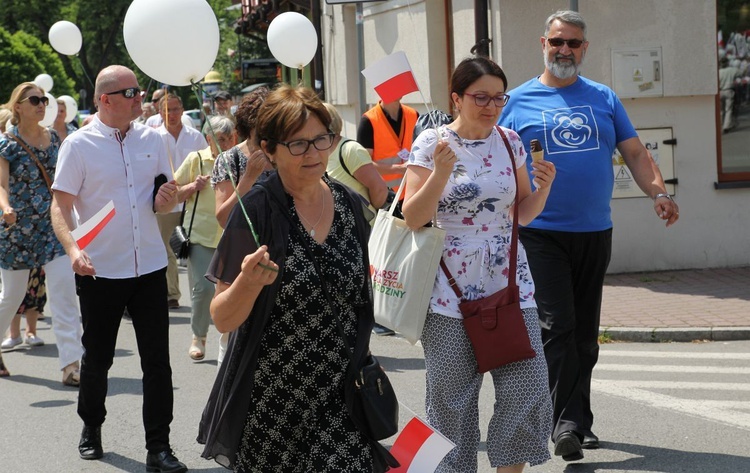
[{"x1": 363, "y1": 103, "x2": 418, "y2": 189}]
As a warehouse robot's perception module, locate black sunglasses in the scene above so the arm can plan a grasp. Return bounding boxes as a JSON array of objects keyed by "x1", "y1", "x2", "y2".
[
  {"x1": 105, "y1": 87, "x2": 142, "y2": 99},
  {"x1": 20, "y1": 95, "x2": 49, "y2": 106},
  {"x1": 545, "y1": 37, "x2": 585, "y2": 49}
]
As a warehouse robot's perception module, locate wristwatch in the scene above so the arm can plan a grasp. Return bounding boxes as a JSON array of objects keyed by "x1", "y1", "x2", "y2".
[{"x1": 653, "y1": 193, "x2": 673, "y2": 201}]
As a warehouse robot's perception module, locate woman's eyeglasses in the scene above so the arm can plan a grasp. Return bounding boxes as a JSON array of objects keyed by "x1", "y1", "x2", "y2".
[
  {"x1": 105, "y1": 87, "x2": 142, "y2": 99},
  {"x1": 545, "y1": 37, "x2": 585, "y2": 49},
  {"x1": 464, "y1": 92, "x2": 510, "y2": 108},
  {"x1": 276, "y1": 133, "x2": 335, "y2": 156},
  {"x1": 20, "y1": 96, "x2": 49, "y2": 106}
]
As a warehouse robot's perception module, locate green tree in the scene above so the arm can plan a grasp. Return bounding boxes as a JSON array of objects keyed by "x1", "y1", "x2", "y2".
[{"x1": 0, "y1": 27, "x2": 75, "y2": 103}]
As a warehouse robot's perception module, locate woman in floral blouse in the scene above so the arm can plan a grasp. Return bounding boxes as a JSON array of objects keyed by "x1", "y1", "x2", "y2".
[
  {"x1": 402, "y1": 56, "x2": 556, "y2": 472},
  {"x1": 0, "y1": 82, "x2": 82, "y2": 383}
]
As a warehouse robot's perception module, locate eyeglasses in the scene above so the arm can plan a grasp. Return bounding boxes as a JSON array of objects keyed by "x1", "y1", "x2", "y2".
[
  {"x1": 105, "y1": 87, "x2": 142, "y2": 99},
  {"x1": 545, "y1": 37, "x2": 585, "y2": 49},
  {"x1": 20, "y1": 95, "x2": 49, "y2": 106},
  {"x1": 276, "y1": 133, "x2": 335, "y2": 156},
  {"x1": 464, "y1": 92, "x2": 510, "y2": 107}
]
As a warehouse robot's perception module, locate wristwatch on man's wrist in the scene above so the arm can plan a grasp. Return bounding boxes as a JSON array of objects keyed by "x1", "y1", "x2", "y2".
[{"x1": 653, "y1": 192, "x2": 673, "y2": 201}]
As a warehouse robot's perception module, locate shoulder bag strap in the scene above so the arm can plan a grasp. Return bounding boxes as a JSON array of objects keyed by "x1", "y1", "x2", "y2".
[
  {"x1": 185, "y1": 151, "x2": 202, "y2": 237},
  {"x1": 337, "y1": 139, "x2": 354, "y2": 176},
  {"x1": 5, "y1": 133, "x2": 53, "y2": 191},
  {"x1": 439, "y1": 126, "x2": 520, "y2": 299}
]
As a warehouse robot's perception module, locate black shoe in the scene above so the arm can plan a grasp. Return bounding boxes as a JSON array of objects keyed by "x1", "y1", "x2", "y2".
[
  {"x1": 78, "y1": 425, "x2": 103, "y2": 460},
  {"x1": 146, "y1": 450, "x2": 188, "y2": 473},
  {"x1": 554, "y1": 431, "x2": 583, "y2": 461},
  {"x1": 372, "y1": 323, "x2": 395, "y2": 336},
  {"x1": 582, "y1": 433, "x2": 600, "y2": 449}
]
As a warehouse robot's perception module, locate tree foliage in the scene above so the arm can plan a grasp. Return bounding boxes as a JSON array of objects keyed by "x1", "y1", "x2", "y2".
[{"x1": 0, "y1": 0, "x2": 269, "y2": 111}]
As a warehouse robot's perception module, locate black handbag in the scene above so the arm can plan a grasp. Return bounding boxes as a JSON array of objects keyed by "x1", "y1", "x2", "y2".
[{"x1": 169, "y1": 154, "x2": 202, "y2": 260}]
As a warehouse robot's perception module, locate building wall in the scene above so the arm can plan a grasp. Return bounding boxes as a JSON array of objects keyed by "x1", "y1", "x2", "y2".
[{"x1": 323, "y1": 0, "x2": 750, "y2": 272}]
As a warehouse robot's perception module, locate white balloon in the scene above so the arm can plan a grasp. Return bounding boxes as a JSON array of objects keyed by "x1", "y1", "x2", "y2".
[
  {"x1": 40, "y1": 93, "x2": 58, "y2": 127},
  {"x1": 34, "y1": 74, "x2": 54, "y2": 93},
  {"x1": 58, "y1": 95, "x2": 79, "y2": 123},
  {"x1": 267, "y1": 12, "x2": 318, "y2": 69},
  {"x1": 48, "y1": 21, "x2": 83, "y2": 56},
  {"x1": 123, "y1": 0, "x2": 220, "y2": 86}
]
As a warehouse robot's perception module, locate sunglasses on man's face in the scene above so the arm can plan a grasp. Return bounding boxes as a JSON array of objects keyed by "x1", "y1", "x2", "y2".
[
  {"x1": 20, "y1": 95, "x2": 50, "y2": 106},
  {"x1": 545, "y1": 37, "x2": 585, "y2": 49},
  {"x1": 105, "y1": 87, "x2": 142, "y2": 99}
]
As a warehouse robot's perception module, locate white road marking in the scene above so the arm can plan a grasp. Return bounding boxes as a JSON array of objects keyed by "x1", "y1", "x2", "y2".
[
  {"x1": 596, "y1": 380, "x2": 750, "y2": 391},
  {"x1": 599, "y1": 350, "x2": 750, "y2": 360},
  {"x1": 594, "y1": 364, "x2": 750, "y2": 374},
  {"x1": 592, "y1": 380, "x2": 750, "y2": 431}
]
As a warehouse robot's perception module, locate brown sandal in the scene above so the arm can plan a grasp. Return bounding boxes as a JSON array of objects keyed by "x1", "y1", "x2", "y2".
[
  {"x1": 0, "y1": 354, "x2": 10, "y2": 377},
  {"x1": 62, "y1": 361, "x2": 80, "y2": 387}
]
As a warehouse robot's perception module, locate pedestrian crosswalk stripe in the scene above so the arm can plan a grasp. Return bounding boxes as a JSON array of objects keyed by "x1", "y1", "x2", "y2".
[
  {"x1": 592, "y1": 380, "x2": 750, "y2": 431},
  {"x1": 595, "y1": 380, "x2": 750, "y2": 391},
  {"x1": 599, "y1": 350, "x2": 750, "y2": 360},
  {"x1": 594, "y1": 364, "x2": 750, "y2": 374}
]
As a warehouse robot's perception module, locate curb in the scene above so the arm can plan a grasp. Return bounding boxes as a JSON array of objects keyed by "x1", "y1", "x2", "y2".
[{"x1": 601, "y1": 326, "x2": 750, "y2": 343}]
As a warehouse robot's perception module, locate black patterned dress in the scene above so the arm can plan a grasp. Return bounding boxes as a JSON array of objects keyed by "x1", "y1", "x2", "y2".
[{"x1": 234, "y1": 184, "x2": 373, "y2": 472}]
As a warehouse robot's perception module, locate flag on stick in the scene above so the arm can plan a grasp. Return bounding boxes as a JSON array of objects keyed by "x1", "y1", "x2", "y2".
[
  {"x1": 361, "y1": 51, "x2": 419, "y2": 104},
  {"x1": 389, "y1": 417, "x2": 455, "y2": 472},
  {"x1": 70, "y1": 200, "x2": 116, "y2": 250}
]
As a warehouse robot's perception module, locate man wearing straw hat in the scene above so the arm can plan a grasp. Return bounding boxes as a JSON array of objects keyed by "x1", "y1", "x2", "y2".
[{"x1": 50, "y1": 65, "x2": 188, "y2": 473}]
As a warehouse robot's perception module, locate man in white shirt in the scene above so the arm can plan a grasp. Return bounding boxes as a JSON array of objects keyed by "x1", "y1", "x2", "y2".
[
  {"x1": 156, "y1": 93, "x2": 208, "y2": 308},
  {"x1": 50, "y1": 65, "x2": 187, "y2": 473},
  {"x1": 145, "y1": 88, "x2": 195, "y2": 129}
]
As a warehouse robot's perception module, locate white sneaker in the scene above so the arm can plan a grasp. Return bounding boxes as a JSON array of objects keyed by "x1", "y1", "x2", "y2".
[
  {"x1": 24, "y1": 333, "x2": 45, "y2": 347},
  {"x1": 1, "y1": 336, "x2": 23, "y2": 349}
]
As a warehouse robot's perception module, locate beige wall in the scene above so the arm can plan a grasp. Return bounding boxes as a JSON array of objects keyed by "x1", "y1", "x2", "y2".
[{"x1": 323, "y1": 0, "x2": 750, "y2": 272}]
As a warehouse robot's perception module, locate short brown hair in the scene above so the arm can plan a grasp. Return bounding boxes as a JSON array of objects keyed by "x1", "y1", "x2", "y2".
[
  {"x1": 451, "y1": 56, "x2": 508, "y2": 97},
  {"x1": 255, "y1": 84, "x2": 331, "y2": 154},
  {"x1": 234, "y1": 86, "x2": 270, "y2": 141}
]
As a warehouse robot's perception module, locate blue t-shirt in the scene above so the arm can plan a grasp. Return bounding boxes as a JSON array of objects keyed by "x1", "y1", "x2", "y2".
[{"x1": 499, "y1": 76, "x2": 638, "y2": 232}]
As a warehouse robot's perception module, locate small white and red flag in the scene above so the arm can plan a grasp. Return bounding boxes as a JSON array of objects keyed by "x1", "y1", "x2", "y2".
[
  {"x1": 361, "y1": 51, "x2": 420, "y2": 104},
  {"x1": 70, "y1": 200, "x2": 116, "y2": 250},
  {"x1": 389, "y1": 417, "x2": 455, "y2": 472}
]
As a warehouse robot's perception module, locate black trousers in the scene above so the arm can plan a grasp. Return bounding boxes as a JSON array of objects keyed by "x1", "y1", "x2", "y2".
[
  {"x1": 76, "y1": 268, "x2": 174, "y2": 453},
  {"x1": 519, "y1": 227, "x2": 612, "y2": 441}
]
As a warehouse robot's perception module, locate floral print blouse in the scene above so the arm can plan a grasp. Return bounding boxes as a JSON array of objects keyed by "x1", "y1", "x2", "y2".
[
  {"x1": 409, "y1": 125, "x2": 536, "y2": 319},
  {"x1": 0, "y1": 131, "x2": 65, "y2": 270}
]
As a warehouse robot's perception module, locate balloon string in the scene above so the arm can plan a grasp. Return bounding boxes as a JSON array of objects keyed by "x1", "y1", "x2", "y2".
[
  {"x1": 189, "y1": 80, "x2": 276, "y2": 272},
  {"x1": 163, "y1": 85, "x2": 175, "y2": 178},
  {"x1": 75, "y1": 56, "x2": 95, "y2": 88}
]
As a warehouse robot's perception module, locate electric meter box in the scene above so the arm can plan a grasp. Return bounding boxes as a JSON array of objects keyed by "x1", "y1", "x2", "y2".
[{"x1": 611, "y1": 47, "x2": 663, "y2": 98}]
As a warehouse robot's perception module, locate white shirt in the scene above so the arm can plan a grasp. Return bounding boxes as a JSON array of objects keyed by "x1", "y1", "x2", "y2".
[
  {"x1": 156, "y1": 125, "x2": 208, "y2": 213},
  {"x1": 52, "y1": 115, "x2": 173, "y2": 279},
  {"x1": 145, "y1": 114, "x2": 195, "y2": 129}
]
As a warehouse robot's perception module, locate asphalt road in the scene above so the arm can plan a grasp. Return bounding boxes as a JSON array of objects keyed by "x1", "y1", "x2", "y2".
[{"x1": 1, "y1": 267, "x2": 749, "y2": 472}]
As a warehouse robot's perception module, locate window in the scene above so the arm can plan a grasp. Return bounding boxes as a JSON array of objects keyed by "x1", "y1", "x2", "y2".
[{"x1": 717, "y1": 0, "x2": 750, "y2": 182}]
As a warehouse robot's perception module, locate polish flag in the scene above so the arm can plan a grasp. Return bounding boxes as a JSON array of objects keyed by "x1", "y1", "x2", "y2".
[
  {"x1": 389, "y1": 417, "x2": 455, "y2": 472},
  {"x1": 71, "y1": 200, "x2": 116, "y2": 250},
  {"x1": 361, "y1": 51, "x2": 420, "y2": 104}
]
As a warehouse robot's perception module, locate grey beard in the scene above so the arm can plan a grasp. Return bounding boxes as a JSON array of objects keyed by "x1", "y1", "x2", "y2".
[{"x1": 545, "y1": 54, "x2": 581, "y2": 80}]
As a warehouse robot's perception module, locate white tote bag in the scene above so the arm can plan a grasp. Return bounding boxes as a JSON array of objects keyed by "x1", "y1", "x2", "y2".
[{"x1": 368, "y1": 186, "x2": 445, "y2": 344}]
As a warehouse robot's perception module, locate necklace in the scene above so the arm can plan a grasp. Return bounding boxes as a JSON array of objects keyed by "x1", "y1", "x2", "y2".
[
  {"x1": 17, "y1": 128, "x2": 47, "y2": 149},
  {"x1": 296, "y1": 184, "x2": 326, "y2": 237}
]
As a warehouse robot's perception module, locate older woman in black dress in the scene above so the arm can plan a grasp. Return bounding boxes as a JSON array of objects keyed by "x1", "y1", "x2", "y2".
[{"x1": 198, "y1": 85, "x2": 382, "y2": 472}]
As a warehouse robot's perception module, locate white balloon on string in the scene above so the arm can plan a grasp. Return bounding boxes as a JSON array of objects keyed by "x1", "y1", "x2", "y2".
[
  {"x1": 34, "y1": 74, "x2": 54, "y2": 93},
  {"x1": 266, "y1": 12, "x2": 318, "y2": 69},
  {"x1": 123, "y1": 0, "x2": 220, "y2": 86},
  {"x1": 57, "y1": 95, "x2": 79, "y2": 123},
  {"x1": 40, "y1": 93, "x2": 58, "y2": 127},
  {"x1": 48, "y1": 21, "x2": 83, "y2": 56}
]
